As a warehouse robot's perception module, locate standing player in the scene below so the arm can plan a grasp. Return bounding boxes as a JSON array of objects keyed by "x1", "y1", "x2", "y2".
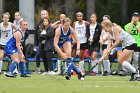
[
  {"x1": 5, "y1": 20, "x2": 30, "y2": 77},
  {"x1": 13, "y1": 12, "x2": 23, "y2": 29},
  {"x1": 72, "y1": 12, "x2": 89, "y2": 72},
  {"x1": 0, "y1": 12, "x2": 17, "y2": 74},
  {"x1": 101, "y1": 20, "x2": 140, "y2": 81},
  {"x1": 34, "y1": 10, "x2": 49, "y2": 74},
  {"x1": 99, "y1": 15, "x2": 111, "y2": 76},
  {"x1": 51, "y1": 14, "x2": 66, "y2": 74},
  {"x1": 86, "y1": 13, "x2": 102, "y2": 75},
  {"x1": 54, "y1": 17, "x2": 84, "y2": 80}
]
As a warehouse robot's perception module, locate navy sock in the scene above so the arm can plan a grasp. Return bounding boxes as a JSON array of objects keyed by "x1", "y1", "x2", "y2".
[
  {"x1": 9, "y1": 61, "x2": 18, "y2": 73},
  {"x1": 19, "y1": 62, "x2": 25, "y2": 75},
  {"x1": 25, "y1": 61, "x2": 29, "y2": 72},
  {"x1": 71, "y1": 63, "x2": 81, "y2": 74},
  {"x1": 66, "y1": 58, "x2": 73, "y2": 76}
]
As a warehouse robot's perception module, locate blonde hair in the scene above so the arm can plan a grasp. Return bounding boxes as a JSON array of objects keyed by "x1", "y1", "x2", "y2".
[
  {"x1": 62, "y1": 17, "x2": 71, "y2": 24},
  {"x1": 41, "y1": 10, "x2": 48, "y2": 15},
  {"x1": 101, "y1": 20, "x2": 113, "y2": 27},
  {"x1": 60, "y1": 14, "x2": 66, "y2": 18},
  {"x1": 2, "y1": 12, "x2": 10, "y2": 18}
]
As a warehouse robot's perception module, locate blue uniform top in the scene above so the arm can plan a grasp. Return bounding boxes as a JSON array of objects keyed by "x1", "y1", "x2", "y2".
[
  {"x1": 4, "y1": 29, "x2": 24, "y2": 55},
  {"x1": 58, "y1": 25, "x2": 71, "y2": 48}
]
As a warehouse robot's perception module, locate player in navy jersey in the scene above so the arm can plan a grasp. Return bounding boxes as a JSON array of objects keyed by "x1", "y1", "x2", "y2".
[
  {"x1": 5, "y1": 20, "x2": 30, "y2": 77},
  {"x1": 54, "y1": 17, "x2": 84, "y2": 80}
]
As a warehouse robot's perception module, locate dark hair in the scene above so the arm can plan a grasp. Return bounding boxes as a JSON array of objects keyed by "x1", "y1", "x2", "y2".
[
  {"x1": 15, "y1": 11, "x2": 21, "y2": 16},
  {"x1": 103, "y1": 15, "x2": 110, "y2": 20},
  {"x1": 90, "y1": 12, "x2": 97, "y2": 17},
  {"x1": 40, "y1": 17, "x2": 50, "y2": 31}
]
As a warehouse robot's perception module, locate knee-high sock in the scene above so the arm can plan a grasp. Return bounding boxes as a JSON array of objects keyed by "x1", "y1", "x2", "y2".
[
  {"x1": 0, "y1": 60, "x2": 3, "y2": 73},
  {"x1": 122, "y1": 61, "x2": 136, "y2": 74},
  {"x1": 9, "y1": 61, "x2": 18, "y2": 73},
  {"x1": 103, "y1": 60, "x2": 110, "y2": 72},
  {"x1": 19, "y1": 62, "x2": 25, "y2": 75},
  {"x1": 91, "y1": 59, "x2": 98, "y2": 73},
  {"x1": 67, "y1": 58, "x2": 81, "y2": 75},
  {"x1": 79, "y1": 60, "x2": 84, "y2": 72},
  {"x1": 57, "y1": 60, "x2": 61, "y2": 73}
]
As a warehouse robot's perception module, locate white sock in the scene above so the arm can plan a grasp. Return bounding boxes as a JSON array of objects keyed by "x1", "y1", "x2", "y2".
[
  {"x1": 91, "y1": 59, "x2": 98, "y2": 73},
  {"x1": 64, "y1": 61, "x2": 67, "y2": 71},
  {"x1": 79, "y1": 60, "x2": 84, "y2": 72},
  {"x1": 0, "y1": 60, "x2": 3, "y2": 73},
  {"x1": 103, "y1": 60, "x2": 110, "y2": 73},
  {"x1": 13, "y1": 67, "x2": 19, "y2": 74},
  {"x1": 122, "y1": 61, "x2": 136, "y2": 74},
  {"x1": 57, "y1": 60, "x2": 61, "y2": 74}
]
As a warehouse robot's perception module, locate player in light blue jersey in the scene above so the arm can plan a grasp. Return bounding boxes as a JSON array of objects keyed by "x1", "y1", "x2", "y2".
[
  {"x1": 54, "y1": 17, "x2": 84, "y2": 80},
  {"x1": 5, "y1": 20, "x2": 30, "y2": 77}
]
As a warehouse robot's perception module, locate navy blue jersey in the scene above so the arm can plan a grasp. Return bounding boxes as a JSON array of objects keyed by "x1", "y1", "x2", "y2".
[
  {"x1": 58, "y1": 25, "x2": 71, "y2": 47},
  {"x1": 4, "y1": 29, "x2": 24, "y2": 55}
]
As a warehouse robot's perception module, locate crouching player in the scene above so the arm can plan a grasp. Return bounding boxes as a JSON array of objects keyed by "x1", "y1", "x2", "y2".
[
  {"x1": 101, "y1": 20, "x2": 140, "y2": 81},
  {"x1": 5, "y1": 20, "x2": 30, "y2": 77},
  {"x1": 54, "y1": 17, "x2": 84, "y2": 80}
]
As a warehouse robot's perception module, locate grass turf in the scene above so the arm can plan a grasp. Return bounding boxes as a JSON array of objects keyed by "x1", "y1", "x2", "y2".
[{"x1": 1, "y1": 74, "x2": 140, "y2": 93}]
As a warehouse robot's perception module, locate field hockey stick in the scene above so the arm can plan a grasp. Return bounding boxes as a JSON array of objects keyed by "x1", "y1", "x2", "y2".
[{"x1": 84, "y1": 53, "x2": 109, "y2": 77}]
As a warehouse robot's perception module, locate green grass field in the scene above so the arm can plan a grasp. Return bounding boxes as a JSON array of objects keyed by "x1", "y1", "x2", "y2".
[{"x1": 1, "y1": 74, "x2": 140, "y2": 93}]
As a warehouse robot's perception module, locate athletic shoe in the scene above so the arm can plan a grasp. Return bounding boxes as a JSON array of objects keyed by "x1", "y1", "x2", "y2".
[
  {"x1": 103, "y1": 71, "x2": 110, "y2": 76},
  {"x1": 119, "y1": 70, "x2": 126, "y2": 76},
  {"x1": 41, "y1": 72, "x2": 48, "y2": 75},
  {"x1": 65, "y1": 75, "x2": 71, "y2": 80},
  {"x1": 77, "y1": 73, "x2": 84, "y2": 80},
  {"x1": 20, "y1": 74, "x2": 31, "y2": 78},
  {"x1": 5, "y1": 72, "x2": 16, "y2": 78},
  {"x1": 33, "y1": 68, "x2": 41, "y2": 74},
  {"x1": 130, "y1": 73, "x2": 140, "y2": 81}
]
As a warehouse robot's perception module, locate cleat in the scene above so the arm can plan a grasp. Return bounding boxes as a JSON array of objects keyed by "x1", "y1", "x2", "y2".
[
  {"x1": 77, "y1": 73, "x2": 84, "y2": 80},
  {"x1": 5, "y1": 72, "x2": 16, "y2": 78},
  {"x1": 65, "y1": 75, "x2": 71, "y2": 80},
  {"x1": 33, "y1": 68, "x2": 41, "y2": 74},
  {"x1": 103, "y1": 70, "x2": 110, "y2": 76},
  {"x1": 20, "y1": 74, "x2": 31, "y2": 78},
  {"x1": 130, "y1": 73, "x2": 140, "y2": 81}
]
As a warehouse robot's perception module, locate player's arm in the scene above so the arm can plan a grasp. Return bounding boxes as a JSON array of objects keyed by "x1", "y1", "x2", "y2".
[
  {"x1": 106, "y1": 34, "x2": 112, "y2": 50},
  {"x1": 110, "y1": 27, "x2": 120, "y2": 50},
  {"x1": 51, "y1": 21, "x2": 60, "y2": 29},
  {"x1": 99, "y1": 30, "x2": 104, "y2": 45},
  {"x1": 71, "y1": 22, "x2": 76, "y2": 44},
  {"x1": 84, "y1": 21, "x2": 90, "y2": 26},
  {"x1": 54, "y1": 28, "x2": 64, "y2": 55},
  {"x1": 136, "y1": 22, "x2": 140, "y2": 34},
  {"x1": 14, "y1": 32, "x2": 24, "y2": 58},
  {"x1": 127, "y1": 20, "x2": 134, "y2": 34},
  {"x1": 70, "y1": 27, "x2": 80, "y2": 55},
  {"x1": 11, "y1": 23, "x2": 18, "y2": 31}
]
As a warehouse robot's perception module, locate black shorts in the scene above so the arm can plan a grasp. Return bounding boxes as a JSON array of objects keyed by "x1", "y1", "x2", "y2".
[
  {"x1": 73, "y1": 43, "x2": 88, "y2": 50},
  {"x1": 89, "y1": 43, "x2": 100, "y2": 53},
  {"x1": 123, "y1": 43, "x2": 137, "y2": 51},
  {"x1": 0, "y1": 45, "x2": 5, "y2": 50},
  {"x1": 102, "y1": 44, "x2": 107, "y2": 50}
]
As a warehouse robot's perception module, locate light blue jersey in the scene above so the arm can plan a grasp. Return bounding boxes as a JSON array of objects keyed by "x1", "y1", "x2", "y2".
[
  {"x1": 58, "y1": 25, "x2": 71, "y2": 48},
  {"x1": 4, "y1": 29, "x2": 24, "y2": 55}
]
